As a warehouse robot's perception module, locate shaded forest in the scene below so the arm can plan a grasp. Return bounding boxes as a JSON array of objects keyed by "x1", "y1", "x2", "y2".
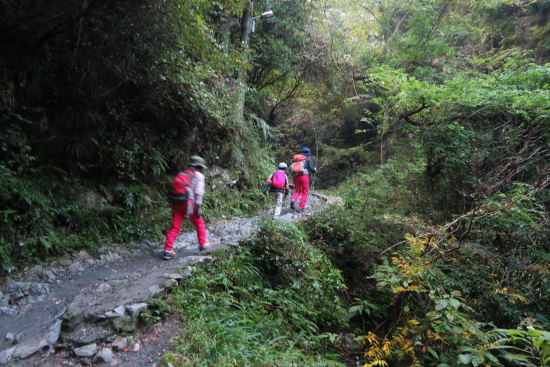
[{"x1": 1, "y1": 0, "x2": 550, "y2": 366}]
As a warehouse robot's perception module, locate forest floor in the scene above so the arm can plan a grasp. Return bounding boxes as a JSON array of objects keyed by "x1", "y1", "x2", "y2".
[{"x1": 0, "y1": 193, "x2": 331, "y2": 367}]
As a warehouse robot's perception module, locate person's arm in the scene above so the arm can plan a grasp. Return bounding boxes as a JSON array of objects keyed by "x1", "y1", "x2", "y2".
[
  {"x1": 307, "y1": 157, "x2": 316, "y2": 174},
  {"x1": 264, "y1": 172, "x2": 274, "y2": 194}
]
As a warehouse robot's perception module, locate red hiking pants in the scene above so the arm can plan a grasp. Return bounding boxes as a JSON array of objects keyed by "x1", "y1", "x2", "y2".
[
  {"x1": 164, "y1": 202, "x2": 207, "y2": 251},
  {"x1": 292, "y1": 174, "x2": 309, "y2": 209}
]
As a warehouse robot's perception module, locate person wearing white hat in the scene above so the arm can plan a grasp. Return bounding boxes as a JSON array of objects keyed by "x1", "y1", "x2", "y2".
[{"x1": 263, "y1": 162, "x2": 290, "y2": 219}]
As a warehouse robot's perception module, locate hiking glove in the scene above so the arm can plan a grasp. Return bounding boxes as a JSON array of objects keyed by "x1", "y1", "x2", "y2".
[
  {"x1": 196, "y1": 206, "x2": 203, "y2": 218},
  {"x1": 263, "y1": 182, "x2": 270, "y2": 195}
]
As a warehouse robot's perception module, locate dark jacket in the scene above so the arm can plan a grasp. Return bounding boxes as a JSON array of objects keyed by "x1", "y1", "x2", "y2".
[{"x1": 304, "y1": 156, "x2": 316, "y2": 176}]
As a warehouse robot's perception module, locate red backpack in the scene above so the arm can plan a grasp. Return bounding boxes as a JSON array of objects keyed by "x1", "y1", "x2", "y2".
[
  {"x1": 167, "y1": 170, "x2": 193, "y2": 204},
  {"x1": 291, "y1": 154, "x2": 307, "y2": 176},
  {"x1": 271, "y1": 171, "x2": 286, "y2": 189}
]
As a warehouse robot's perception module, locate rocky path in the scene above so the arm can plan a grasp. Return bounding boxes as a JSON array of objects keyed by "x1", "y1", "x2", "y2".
[{"x1": 0, "y1": 194, "x2": 330, "y2": 366}]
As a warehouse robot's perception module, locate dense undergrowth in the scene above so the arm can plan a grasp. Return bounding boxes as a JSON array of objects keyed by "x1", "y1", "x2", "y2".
[{"x1": 157, "y1": 221, "x2": 348, "y2": 366}]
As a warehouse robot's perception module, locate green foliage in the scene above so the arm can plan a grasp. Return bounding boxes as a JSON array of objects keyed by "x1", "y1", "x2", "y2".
[
  {"x1": 0, "y1": 152, "x2": 168, "y2": 271},
  {"x1": 162, "y1": 222, "x2": 347, "y2": 366},
  {"x1": 489, "y1": 323, "x2": 550, "y2": 367},
  {"x1": 0, "y1": 0, "x2": 293, "y2": 269},
  {"x1": 359, "y1": 235, "x2": 499, "y2": 367}
]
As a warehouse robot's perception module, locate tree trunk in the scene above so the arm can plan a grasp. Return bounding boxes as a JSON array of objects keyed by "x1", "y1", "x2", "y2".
[
  {"x1": 380, "y1": 129, "x2": 387, "y2": 165},
  {"x1": 233, "y1": 2, "x2": 253, "y2": 127}
]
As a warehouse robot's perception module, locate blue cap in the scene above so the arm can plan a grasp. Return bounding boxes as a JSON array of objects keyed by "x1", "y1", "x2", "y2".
[{"x1": 301, "y1": 147, "x2": 311, "y2": 155}]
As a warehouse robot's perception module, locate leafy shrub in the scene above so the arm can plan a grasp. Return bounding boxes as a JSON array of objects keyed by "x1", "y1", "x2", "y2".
[{"x1": 163, "y1": 222, "x2": 348, "y2": 366}]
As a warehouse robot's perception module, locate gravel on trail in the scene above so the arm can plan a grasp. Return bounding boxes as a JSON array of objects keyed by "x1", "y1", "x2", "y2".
[{"x1": 0, "y1": 193, "x2": 332, "y2": 366}]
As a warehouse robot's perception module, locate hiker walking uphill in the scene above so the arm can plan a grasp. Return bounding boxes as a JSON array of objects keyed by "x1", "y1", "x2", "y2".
[
  {"x1": 263, "y1": 163, "x2": 290, "y2": 220},
  {"x1": 163, "y1": 156, "x2": 210, "y2": 260},
  {"x1": 290, "y1": 147, "x2": 316, "y2": 213}
]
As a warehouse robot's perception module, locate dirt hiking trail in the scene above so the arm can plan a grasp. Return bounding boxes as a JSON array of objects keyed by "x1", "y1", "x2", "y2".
[{"x1": 0, "y1": 193, "x2": 338, "y2": 366}]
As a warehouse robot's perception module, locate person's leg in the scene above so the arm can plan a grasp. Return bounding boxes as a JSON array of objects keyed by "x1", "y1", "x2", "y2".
[
  {"x1": 269, "y1": 191, "x2": 277, "y2": 214},
  {"x1": 164, "y1": 202, "x2": 186, "y2": 252},
  {"x1": 291, "y1": 176, "x2": 301, "y2": 209},
  {"x1": 272, "y1": 192, "x2": 284, "y2": 218},
  {"x1": 298, "y1": 175, "x2": 309, "y2": 209},
  {"x1": 291, "y1": 176, "x2": 301, "y2": 201},
  {"x1": 189, "y1": 206, "x2": 207, "y2": 246}
]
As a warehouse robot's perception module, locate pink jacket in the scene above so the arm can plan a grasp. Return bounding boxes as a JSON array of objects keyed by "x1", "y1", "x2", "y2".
[{"x1": 190, "y1": 168, "x2": 205, "y2": 206}]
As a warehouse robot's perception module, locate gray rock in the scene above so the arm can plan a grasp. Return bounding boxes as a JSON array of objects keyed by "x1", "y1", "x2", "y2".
[
  {"x1": 149, "y1": 285, "x2": 162, "y2": 295},
  {"x1": 11, "y1": 290, "x2": 25, "y2": 300},
  {"x1": 107, "y1": 280, "x2": 126, "y2": 289},
  {"x1": 209, "y1": 166, "x2": 231, "y2": 181},
  {"x1": 113, "y1": 305, "x2": 125, "y2": 316},
  {"x1": 73, "y1": 343, "x2": 97, "y2": 357},
  {"x1": 30, "y1": 283, "x2": 49, "y2": 295},
  {"x1": 85, "y1": 259, "x2": 95, "y2": 266},
  {"x1": 92, "y1": 347, "x2": 113, "y2": 364},
  {"x1": 43, "y1": 270, "x2": 56, "y2": 281},
  {"x1": 102, "y1": 252, "x2": 121, "y2": 263},
  {"x1": 164, "y1": 279, "x2": 178, "y2": 287},
  {"x1": 15, "y1": 332, "x2": 26, "y2": 343},
  {"x1": 142, "y1": 239, "x2": 153, "y2": 247},
  {"x1": 0, "y1": 307, "x2": 17, "y2": 316},
  {"x1": 164, "y1": 273, "x2": 182, "y2": 280},
  {"x1": 97, "y1": 283, "x2": 112, "y2": 293},
  {"x1": 76, "y1": 250, "x2": 91, "y2": 260},
  {"x1": 29, "y1": 265, "x2": 43, "y2": 274},
  {"x1": 0, "y1": 346, "x2": 15, "y2": 364},
  {"x1": 112, "y1": 316, "x2": 136, "y2": 332},
  {"x1": 112, "y1": 336, "x2": 128, "y2": 351},
  {"x1": 139, "y1": 243, "x2": 152, "y2": 251},
  {"x1": 48, "y1": 267, "x2": 66, "y2": 276},
  {"x1": 47, "y1": 319, "x2": 63, "y2": 344},
  {"x1": 12, "y1": 334, "x2": 49, "y2": 359},
  {"x1": 5, "y1": 333, "x2": 15, "y2": 341},
  {"x1": 125, "y1": 303, "x2": 148, "y2": 320},
  {"x1": 180, "y1": 267, "x2": 195, "y2": 279},
  {"x1": 59, "y1": 260, "x2": 73, "y2": 268},
  {"x1": 84, "y1": 312, "x2": 106, "y2": 323},
  {"x1": 63, "y1": 325, "x2": 110, "y2": 345},
  {"x1": 68, "y1": 262, "x2": 85, "y2": 272}
]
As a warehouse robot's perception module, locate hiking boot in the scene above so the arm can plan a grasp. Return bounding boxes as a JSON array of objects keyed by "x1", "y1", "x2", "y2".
[
  {"x1": 296, "y1": 208, "x2": 304, "y2": 213},
  {"x1": 290, "y1": 201, "x2": 297, "y2": 210},
  {"x1": 163, "y1": 250, "x2": 177, "y2": 260},
  {"x1": 199, "y1": 240, "x2": 211, "y2": 252}
]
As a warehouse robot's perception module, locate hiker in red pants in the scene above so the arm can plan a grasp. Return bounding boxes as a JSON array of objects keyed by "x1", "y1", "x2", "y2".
[
  {"x1": 164, "y1": 156, "x2": 210, "y2": 260},
  {"x1": 290, "y1": 147, "x2": 316, "y2": 213}
]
